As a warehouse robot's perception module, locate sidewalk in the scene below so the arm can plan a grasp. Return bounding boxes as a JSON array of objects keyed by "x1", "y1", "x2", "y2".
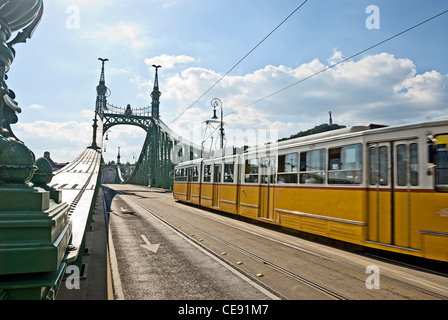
[{"x1": 57, "y1": 187, "x2": 112, "y2": 300}]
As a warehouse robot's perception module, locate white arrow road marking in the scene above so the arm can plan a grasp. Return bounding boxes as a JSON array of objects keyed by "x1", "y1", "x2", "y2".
[{"x1": 140, "y1": 235, "x2": 160, "y2": 254}]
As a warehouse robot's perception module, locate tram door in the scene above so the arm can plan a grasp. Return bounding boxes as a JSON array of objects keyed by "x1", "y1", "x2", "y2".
[
  {"x1": 368, "y1": 142, "x2": 393, "y2": 244},
  {"x1": 212, "y1": 164, "x2": 222, "y2": 207},
  {"x1": 259, "y1": 157, "x2": 276, "y2": 221},
  {"x1": 367, "y1": 140, "x2": 418, "y2": 247}
]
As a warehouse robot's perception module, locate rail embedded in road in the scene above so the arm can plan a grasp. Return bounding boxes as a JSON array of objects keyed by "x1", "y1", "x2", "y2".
[{"x1": 104, "y1": 184, "x2": 448, "y2": 300}]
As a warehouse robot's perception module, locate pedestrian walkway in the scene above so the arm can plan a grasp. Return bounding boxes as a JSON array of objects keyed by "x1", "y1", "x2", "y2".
[{"x1": 57, "y1": 188, "x2": 111, "y2": 300}]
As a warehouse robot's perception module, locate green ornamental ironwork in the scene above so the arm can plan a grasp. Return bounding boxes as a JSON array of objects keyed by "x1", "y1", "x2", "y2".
[
  {"x1": 0, "y1": 1, "x2": 73, "y2": 300},
  {"x1": 0, "y1": 0, "x2": 43, "y2": 142},
  {"x1": 97, "y1": 61, "x2": 182, "y2": 190}
]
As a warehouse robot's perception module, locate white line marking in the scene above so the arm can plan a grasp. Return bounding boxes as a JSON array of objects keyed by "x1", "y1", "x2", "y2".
[{"x1": 140, "y1": 235, "x2": 160, "y2": 254}]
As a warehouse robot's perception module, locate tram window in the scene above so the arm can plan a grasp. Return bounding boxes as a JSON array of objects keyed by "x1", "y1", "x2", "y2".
[
  {"x1": 278, "y1": 153, "x2": 298, "y2": 184},
  {"x1": 245, "y1": 158, "x2": 259, "y2": 183},
  {"x1": 203, "y1": 165, "x2": 212, "y2": 182},
  {"x1": 299, "y1": 149, "x2": 325, "y2": 184},
  {"x1": 175, "y1": 169, "x2": 181, "y2": 182},
  {"x1": 378, "y1": 146, "x2": 388, "y2": 186},
  {"x1": 279, "y1": 153, "x2": 298, "y2": 172},
  {"x1": 187, "y1": 168, "x2": 192, "y2": 182},
  {"x1": 410, "y1": 143, "x2": 419, "y2": 186},
  {"x1": 397, "y1": 144, "x2": 407, "y2": 186},
  {"x1": 435, "y1": 134, "x2": 448, "y2": 191},
  {"x1": 396, "y1": 144, "x2": 418, "y2": 186},
  {"x1": 328, "y1": 144, "x2": 362, "y2": 184},
  {"x1": 278, "y1": 173, "x2": 297, "y2": 184},
  {"x1": 175, "y1": 168, "x2": 187, "y2": 182},
  {"x1": 213, "y1": 164, "x2": 222, "y2": 183},
  {"x1": 369, "y1": 148, "x2": 377, "y2": 185},
  {"x1": 436, "y1": 149, "x2": 448, "y2": 186},
  {"x1": 191, "y1": 166, "x2": 199, "y2": 182},
  {"x1": 224, "y1": 163, "x2": 234, "y2": 183}
]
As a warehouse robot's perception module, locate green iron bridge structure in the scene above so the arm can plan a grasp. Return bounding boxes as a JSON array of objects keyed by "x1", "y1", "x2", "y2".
[
  {"x1": 97, "y1": 59, "x2": 203, "y2": 189},
  {"x1": 0, "y1": 1, "x2": 202, "y2": 300}
]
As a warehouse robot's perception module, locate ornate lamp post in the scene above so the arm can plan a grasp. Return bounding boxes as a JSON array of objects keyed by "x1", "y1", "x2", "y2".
[
  {"x1": 0, "y1": 1, "x2": 73, "y2": 300},
  {"x1": 201, "y1": 98, "x2": 226, "y2": 157},
  {"x1": 211, "y1": 98, "x2": 224, "y2": 150}
]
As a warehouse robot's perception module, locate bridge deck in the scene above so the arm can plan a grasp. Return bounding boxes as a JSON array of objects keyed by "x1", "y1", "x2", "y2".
[{"x1": 104, "y1": 184, "x2": 448, "y2": 301}]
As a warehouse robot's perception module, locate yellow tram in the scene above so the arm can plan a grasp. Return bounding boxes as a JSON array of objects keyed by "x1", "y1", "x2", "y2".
[{"x1": 173, "y1": 117, "x2": 448, "y2": 262}]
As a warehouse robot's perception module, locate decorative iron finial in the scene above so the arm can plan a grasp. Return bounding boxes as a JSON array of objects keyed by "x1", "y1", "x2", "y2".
[
  {"x1": 151, "y1": 65, "x2": 162, "y2": 119},
  {"x1": 95, "y1": 58, "x2": 110, "y2": 117},
  {"x1": 97, "y1": 58, "x2": 109, "y2": 94}
]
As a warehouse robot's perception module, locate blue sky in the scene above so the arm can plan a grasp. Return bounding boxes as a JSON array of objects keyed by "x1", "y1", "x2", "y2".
[{"x1": 8, "y1": 0, "x2": 448, "y2": 164}]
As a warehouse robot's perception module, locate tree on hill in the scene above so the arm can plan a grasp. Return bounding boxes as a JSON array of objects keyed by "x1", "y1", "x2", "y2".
[{"x1": 278, "y1": 123, "x2": 346, "y2": 142}]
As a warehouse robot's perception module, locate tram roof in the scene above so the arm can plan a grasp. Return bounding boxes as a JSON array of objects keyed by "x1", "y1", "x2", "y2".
[
  {"x1": 255, "y1": 116, "x2": 448, "y2": 152},
  {"x1": 175, "y1": 115, "x2": 448, "y2": 166}
]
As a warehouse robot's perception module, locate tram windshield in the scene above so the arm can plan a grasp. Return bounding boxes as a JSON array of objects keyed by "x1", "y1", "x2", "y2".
[{"x1": 435, "y1": 134, "x2": 448, "y2": 192}]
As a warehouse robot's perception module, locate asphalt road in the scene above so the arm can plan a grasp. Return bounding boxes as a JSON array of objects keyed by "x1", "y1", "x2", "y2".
[
  {"x1": 104, "y1": 184, "x2": 448, "y2": 301},
  {"x1": 104, "y1": 185, "x2": 279, "y2": 300}
]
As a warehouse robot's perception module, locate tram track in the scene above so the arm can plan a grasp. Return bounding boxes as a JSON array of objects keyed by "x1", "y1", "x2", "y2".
[
  {"x1": 361, "y1": 253, "x2": 448, "y2": 300},
  {"x1": 117, "y1": 192, "x2": 351, "y2": 300},
  {"x1": 113, "y1": 187, "x2": 448, "y2": 300},
  {"x1": 179, "y1": 204, "x2": 448, "y2": 300},
  {"x1": 186, "y1": 226, "x2": 352, "y2": 300},
  {"x1": 162, "y1": 202, "x2": 448, "y2": 300},
  {"x1": 110, "y1": 186, "x2": 448, "y2": 300}
]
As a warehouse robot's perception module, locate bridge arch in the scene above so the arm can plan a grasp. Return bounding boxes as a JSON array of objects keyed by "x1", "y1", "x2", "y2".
[
  {"x1": 102, "y1": 113, "x2": 156, "y2": 134},
  {"x1": 93, "y1": 61, "x2": 203, "y2": 189}
]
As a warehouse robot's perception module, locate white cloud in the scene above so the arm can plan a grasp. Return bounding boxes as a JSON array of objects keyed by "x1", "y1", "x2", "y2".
[
  {"x1": 327, "y1": 49, "x2": 343, "y2": 65},
  {"x1": 101, "y1": 125, "x2": 147, "y2": 164},
  {"x1": 81, "y1": 109, "x2": 94, "y2": 119},
  {"x1": 162, "y1": 1, "x2": 178, "y2": 8},
  {"x1": 130, "y1": 75, "x2": 153, "y2": 91},
  {"x1": 29, "y1": 104, "x2": 45, "y2": 110},
  {"x1": 14, "y1": 121, "x2": 93, "y2": 163},
  {"x1": 144, "y1": 54, "x2": 196, "y2": 70},
  {"x1": 163, "y1": 67, "x2": 221, "y2": 102},
  {"x1": 399, "y1": 70, "x2": 447, "y2": 105},
  {"x1": 17, "y1": 52, "x2": 447, "y2": 164},
  {"x1": 146, "y1": 0, "x2": 179, "y2": 9},
  {"x1": 59, "y1": 0, "x2": 108, "y2": 4},
  {"x1": 109, "y1": 68, "x2": 130, "y2": 75},
  {"x1": 163, "y1": 52, "x2": 448, "y2": 137},
  {"x1": 84, "y1": 23, "x2": 145, "y2": 48}
]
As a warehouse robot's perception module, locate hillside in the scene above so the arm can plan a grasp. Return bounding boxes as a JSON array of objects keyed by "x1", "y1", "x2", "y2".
[{"x1": 278, "y1": 123, "x2": 346, "y2": 142}]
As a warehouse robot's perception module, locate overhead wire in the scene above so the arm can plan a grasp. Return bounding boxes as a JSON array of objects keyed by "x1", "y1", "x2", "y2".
[
  {"x1": 169, "y1": 0, "x2": 309, "y2": 125},
  {"x1": 225, "y1": 9, "x2": 448, "y2": 118}
]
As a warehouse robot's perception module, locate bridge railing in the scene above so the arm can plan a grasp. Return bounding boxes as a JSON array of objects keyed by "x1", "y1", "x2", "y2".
[
  {"x1": 0, "y1": 0, "x2": 81, "y2": 300},
  {"x1": 103, "y1": 103, "x2": 152, "y2": 117},
  {"x1": 51, "y1": 148, "x2": 102, "y2": 265},
  {"x1": 0, "y1": 117, "x2": 104, "y2": 300}
]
